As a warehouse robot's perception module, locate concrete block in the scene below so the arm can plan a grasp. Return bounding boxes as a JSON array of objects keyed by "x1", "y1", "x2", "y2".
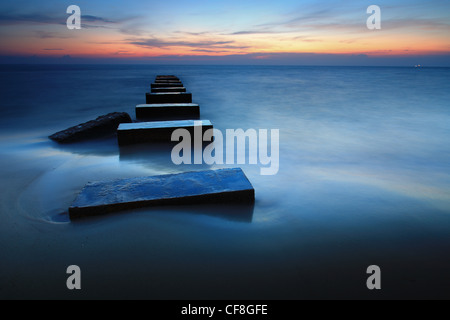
[
  {"x1": 69, "y1": 168, "x2": 255, "y2": 219},
  {"x1": 117, "y1": 119, "x2": 212, "y2": 145},
  {"x1": 151, "y1": 87, "x2": 187, "y2": 93},
  {"x1": 156, "y1": 75, "x2": 179, "y2": 81},
  {"x1": 151, "y1": 83, "x2": 184, "y2": 88},
  {"x1": 155, "y1": 80, "x2": 183, "y2": 84},
  {"x1": 136, "y1": 103, "x2": 200, "y2": 120},
  {"x1": 146, "y1": 92, "x2": 192, "y2": 104}
]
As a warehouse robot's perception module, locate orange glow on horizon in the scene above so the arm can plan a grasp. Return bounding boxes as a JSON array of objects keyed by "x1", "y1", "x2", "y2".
[{"x1": 2, "y1": 23, "x2": 449, "y2": 59}]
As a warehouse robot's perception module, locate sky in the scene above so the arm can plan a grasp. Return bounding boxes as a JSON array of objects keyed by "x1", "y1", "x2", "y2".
[{"x1": 0, "y1": 0, "x2": 449, "y2": 65}]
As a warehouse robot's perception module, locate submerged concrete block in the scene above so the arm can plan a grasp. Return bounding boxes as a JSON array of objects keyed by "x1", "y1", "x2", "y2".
[
  {"x1": 156, "y1": 74, "x2": 177, "y2": 77},
  {"x1": 151, "y1": 87, "x2": 187, "y2": 93},
  {"x1": 136, "y1": 103, "x2": 200, "y2": 120},
  {"x1": 151, "y1": 83, "x2": 184, "y2": 88},
  {"x1": 156, "y1": 75, "x2": 179, "y2": 81},
  {"x1": 69, "y1": 168, "x2": 255, "y2": 219},
  {"x1": 155, "y1": 80, "x2": 183, "y2": 84},
  {"x1": 49, "y1": 112, "x2": 132, "y2": 143},
  {"x1": 146, "y1": 92, "x2": 192, "y2": 104},
  {"x1": 117, "y1": 119, "x2": 212, "y2": 145}
]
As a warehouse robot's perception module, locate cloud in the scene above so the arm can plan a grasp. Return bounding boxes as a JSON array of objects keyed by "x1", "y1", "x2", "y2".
[
  {"x1": 0, "y1": 12, "x2": 120, "y2": 28},
  {"x1": 255, "y1": 8, "x2": 336, "y2": 29},
  {"x1": 81, "y1": 15, "x2": 116, "y2": 24},
  {"x1": 295, "y1": 17, "x2": 450, "y2": 34},
  {"x1": 227, "y1": 9, "x2": 340, "y2": 36},
  {"x1": 229, "y1": 30, "x2": 294, "y2": 35},
  {"x1": 128, "y1": 37, "x2": 249, "y2": 50},
  {"x1": 301, "y1": 38, "x2": 324, "y2": 43},
  {"x1": 80, "y1": 24, "x2": 114, "y2": 29},
  {"x1": 112, "y1": 50, "x2": 135, "y2": 56},
  {"x1": 119, "y1": 27, "x2": 145, "y2": 36},
  {"x1": 174, "y1": 31, "x2": 211, "y2": 36},
  {"x1": 34, "y1": 31, "x2": 72, "y2": 39},
  {"x1": 383, "y1": 18, "x2": 450, "y2": 31},
  {"x1": 191, "y1": 49, "x2": 233, "y2": 53},
  {"x1": 253, "y1": 7, "x2": 450, "y2": 36},
  {"x1": 116, "y1": 15, "x2": 155, "y2": 36},
  {"x1": 0, "y1": 12, "x2": 63, "y2": 25}
]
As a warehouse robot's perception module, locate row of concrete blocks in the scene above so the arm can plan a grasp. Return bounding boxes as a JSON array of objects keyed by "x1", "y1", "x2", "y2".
[
  {"x1": 152, "y1": 75, "x2": 186, "y2": 92},
  {"x1": 118, "y1": 75, "x2": 206, "y2": 146},
  {"x1": 69, "y1": 75, "x2": 254, "y2": 219},
  {"x1": 142, "y1": 76, "x2": 198, "y2": 119}
]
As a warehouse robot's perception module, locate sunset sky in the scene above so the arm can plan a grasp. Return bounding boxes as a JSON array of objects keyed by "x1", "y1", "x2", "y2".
[{"x1": 1, "y1": 0, "x2": 449, "y2": 65}]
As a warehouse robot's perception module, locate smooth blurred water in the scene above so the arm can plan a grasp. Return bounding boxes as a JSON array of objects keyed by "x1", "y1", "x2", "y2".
[{"x1": 0, "y1": 65, "x2": 449, "y2": 299}]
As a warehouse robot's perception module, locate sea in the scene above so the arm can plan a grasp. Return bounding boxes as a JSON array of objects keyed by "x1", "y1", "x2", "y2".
[{"x1": 0, "y1": 64, "x2": 449, "y2": 299}]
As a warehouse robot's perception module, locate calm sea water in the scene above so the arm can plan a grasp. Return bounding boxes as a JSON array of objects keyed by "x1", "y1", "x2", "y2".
[{"x1": 0, "y1": 65, "x2": 449, "y2": 299}]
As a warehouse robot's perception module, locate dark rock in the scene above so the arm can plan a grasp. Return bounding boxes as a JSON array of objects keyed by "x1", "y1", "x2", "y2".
[
  {"x1": 117, "y1": 119, "x2": 212, "y2": 145},
  {"x1": 49, "y1": 112, "x2": 132, "y2": 143},
  {"x1": 69, "y1": 168, "x2": 255, "y2": 219}
]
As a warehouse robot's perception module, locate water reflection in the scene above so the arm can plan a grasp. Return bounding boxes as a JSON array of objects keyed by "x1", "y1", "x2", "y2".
[
  {"x1": 43, "y1": 139, "x2": 254, "y2": 224},
  {"x1": 70, "y1": 202, "x2": 255, "y2": 224},
  {"x1": 49, "y1": 136, "x2": 119, "y2": 157},
  {"x1": 119, "y1": 141, "x2": 214, "y2": 171}
]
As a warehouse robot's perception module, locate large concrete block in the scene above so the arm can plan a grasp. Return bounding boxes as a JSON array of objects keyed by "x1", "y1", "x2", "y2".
[
  {"x1": 117, "y1": 119, "x2": 212, "y2": 145},
  {"x1": 136, "y1": 103, "x2": 200, "y2": 120},
  {"x1": 151, "y1": 87, "x2": 187, "y2": 93},
  {"x1": 151, "y1": 83, "x2": 184, "y2": 88},
  {"x1": 49, "y1": 112, "x2": 132, "y2": 143},
  {"x1": 69, "y1": 168, "x2": 255, "y2": 219},
  {"x1": 146, "y1": 92, "x2": 192, "y2": 104}
]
